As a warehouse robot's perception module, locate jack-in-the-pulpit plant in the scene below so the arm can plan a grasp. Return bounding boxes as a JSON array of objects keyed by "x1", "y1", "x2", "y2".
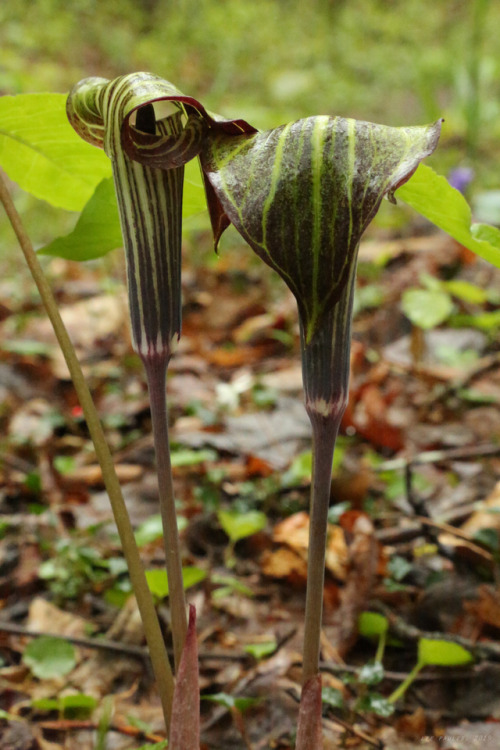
[
  {"x1": 197, "y1": 114, "x2": 442, "y2": 746},
  {"x1": 66, "y1": 73, "x2": 256, "y2": 747},
  {"x1": 67, "y1": 74, "x2": 192, "y2": 675},
  {"x1": 198, "y1": 116, "x2": 442, "y2": 688},
  {"x1": 68, "y1": 71, "x2": 441, "y2": 748}
]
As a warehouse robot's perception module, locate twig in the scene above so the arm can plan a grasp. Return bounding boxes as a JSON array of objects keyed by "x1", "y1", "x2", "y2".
[
  {"x1": 420, "y1": 351, "x2": 500, "y2": 407},
  {"x1": 414, "y1": 515, "x2": 494, "y2": 563},
  {"x1": 0, "y1": 622, "x2": 149, "y2": 663},
  {"x1": 318, "y1": 660, "x2": 480, "y2": 683}
]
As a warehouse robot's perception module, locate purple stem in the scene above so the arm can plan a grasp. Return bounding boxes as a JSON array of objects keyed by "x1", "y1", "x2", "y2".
[{"x1": 143, "y1": 352, "x2": 187, "y2": 670}]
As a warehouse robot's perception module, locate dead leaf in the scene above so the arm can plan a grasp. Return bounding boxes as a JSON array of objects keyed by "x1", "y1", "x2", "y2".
[
  {"x1": 261, "y1": 547, "x2": 308, "y2": 584},
  {"x1": 27, "y1": 598, "x2": 93, "y2": 639},
  {"x1": 60, "y1": 463, "x2": 143, "y2": 487},
  {"x1": 273, "y1": 512, "x2": 349, "y2": 581},
  {"x1": 464, "y1": 584, "x2": 500, "y2": 632},
  {"x1": 461, "y1": 480, "x2": 500, "y2": 536},
  {"x1": 327, "y1": 512, "x2": 378, "y2": 656}
]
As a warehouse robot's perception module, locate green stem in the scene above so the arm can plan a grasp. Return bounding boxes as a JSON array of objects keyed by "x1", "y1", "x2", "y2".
[
  {"x1": 388, "y1": 660, "x2": 424, "y2": 704},
  {"x1": 375, "y1": 629, "x2": 387, "y2": 664},
  {"x1": 143, "y1": 355, "x2": 187, "y2": 670},
  {"x1": 0, "y1": 174, "x2": 174, "y2": 730},
  {"x1": 302, "y1": 413, "x2": 341, "y2": 684},
  {"x1": 299, "y1": 265, "x2": 355, "y2": 685}
]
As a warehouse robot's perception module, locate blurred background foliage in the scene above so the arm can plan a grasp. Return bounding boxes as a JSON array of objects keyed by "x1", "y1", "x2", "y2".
[{"x1": 1, "y1": 0, "x2": 500, "y2": 268}]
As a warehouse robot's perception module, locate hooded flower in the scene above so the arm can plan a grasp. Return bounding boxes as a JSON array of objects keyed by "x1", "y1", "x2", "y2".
[
  {"x1": 66, "y1": 72, "x2": 255, "y2": 361},
  {"x1": 198, "y1": 114, "x2": 442, "y2": 416}
]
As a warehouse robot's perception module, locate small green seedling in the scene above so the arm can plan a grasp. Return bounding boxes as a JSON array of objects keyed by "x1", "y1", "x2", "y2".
[
  {"x1": 243, "y1": 640, "x2": 277, "y2": 660},
  {"x1": 388, "y1": 638, "x2": 474, "y2": 704},
  {"x1": 211, "y1": 573, "x2": 254, "y2": 600},
  {"x1": 32, "y1": 693, "x2": 97, "y2": 720},
  {"x1": 145, "y1": 566, "x2": 207, "y2": 600},
  {"x1": 217, "y1": 508, "x2": 267, "y2": 566},
  {"x1": 358, "y1": 611, "x2": 389, "y2": 664},
  {"x1": 358, "y1": 612, "x2": 474, "y2": 708}
]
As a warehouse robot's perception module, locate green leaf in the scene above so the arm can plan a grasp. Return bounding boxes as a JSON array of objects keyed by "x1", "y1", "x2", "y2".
[
  {"x1": 136, "y1": 742, "x2": 168, "y2": 750},
  {"x1": 0, "y1": 93, "x2": 111, "y2": 211},
  {"x1": 183, "y1": 158, "x2": 209, "y2": 217},
  {"x1": 472, "y1": 527, "x2": 500, "y2": 552},
  {"x1": 60, "y1": 694, "x2": 98, "y2": 713},
  {"x1": 397, "y1": 165, "x2": 500, "y2": 269},
  {"x1": 23, "y1": 636, "x2": 76, "y2": 679},
  {"x1": 358, "y1": 612, "x2": 389, "y2": 638},
  {"x1": 321, "y1": 686, "x2": 344, "y2": 709},
  {"x1": 53, "y1": 456, "x2": 76, "y2": 475},
  {"x1": 33, "y1": 694, "x2": 97, "y2": 718},
  {"x1": 134, "y1": 514, "x2": 187, "y2": 548},
  {"x1": 451, "y1": 310, "x2": 500, "y2": 330},
  {"x1": 135, "y1": 515, "x2": 164, "y2": 547},
  {"x1": 358, "y1": 661, "x2": 385, "y2": 685},
  {"x1": 39, "y1": 158, "x2": 207, "y2": 261},
  {"x1": 171, "y1": 448, "x2": 217, "y2": 467},
  {"x1": 211, "y1": 573, "x2": 254, "y2": 598},
  {"x1": 442, "y1": 279, "x2": 489, "y2": 304},
  {"x1": 217, "y1": 509, "x2": 267, "y2": 543},
  {"x1": 145, "y1": 566, "x2": 207, "y2": 599},
  {"x1": 418, "y1": 638, "x2": 474, "y2": 667},
  {"x1": 387, "y1": 555, "x2": 413, "y2": 582},
  {"x1": 0, "y1": 339, "x2": 54, "y2": 357},
  {"x1": 0, "y1": 708, "x2": 21, "y2": 721},
  {"x1": 243, "y1": 640, "x2": 276, "y2": 659},
  {"x1": 357, "y1": 693, "x2": 395, "y2": 717},
  {"x1": 458, "y1": 387, "x2": 497, "y2": 404},
  {"x1": 31, "y1": 698, "x2": 59, "y2": 712},
  {"x1": 282, "y1": 442, "x2": 346, "y2": 487},
  {"x1": 401, "y1": 288, "x2": 453, "y2": 329},
  {"x1": 281, "y1": 450, "x2": 313, "y2": 486},
  {"x1": 202, "y1": 693, "x2": 259, "y2": 712},
  {"x1": 39, "y1": 178, "x2": 123, "y2": 260}
]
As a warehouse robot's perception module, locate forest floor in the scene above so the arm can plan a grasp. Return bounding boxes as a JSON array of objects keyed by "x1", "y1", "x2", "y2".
[{"x1": 2, "y1": 225, "x2": 500, "y2": 749}]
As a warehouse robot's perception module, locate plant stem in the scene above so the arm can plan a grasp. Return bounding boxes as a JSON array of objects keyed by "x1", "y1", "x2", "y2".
[
  {"x1": 299, "y1": 265, "x2": 355, "y2": 685},
  {"x1": 302, "y1": 413, "x2": 341, "y2": 684},
  {"x1": 0, "y1": 174, "x2": 174, "y2": 730},
  {"x1": 388, "y1": 660, "x2": 424, "y2": 704},
  {"x1": 143, "y1": 355, "x2": 187, "y2": 670}
]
